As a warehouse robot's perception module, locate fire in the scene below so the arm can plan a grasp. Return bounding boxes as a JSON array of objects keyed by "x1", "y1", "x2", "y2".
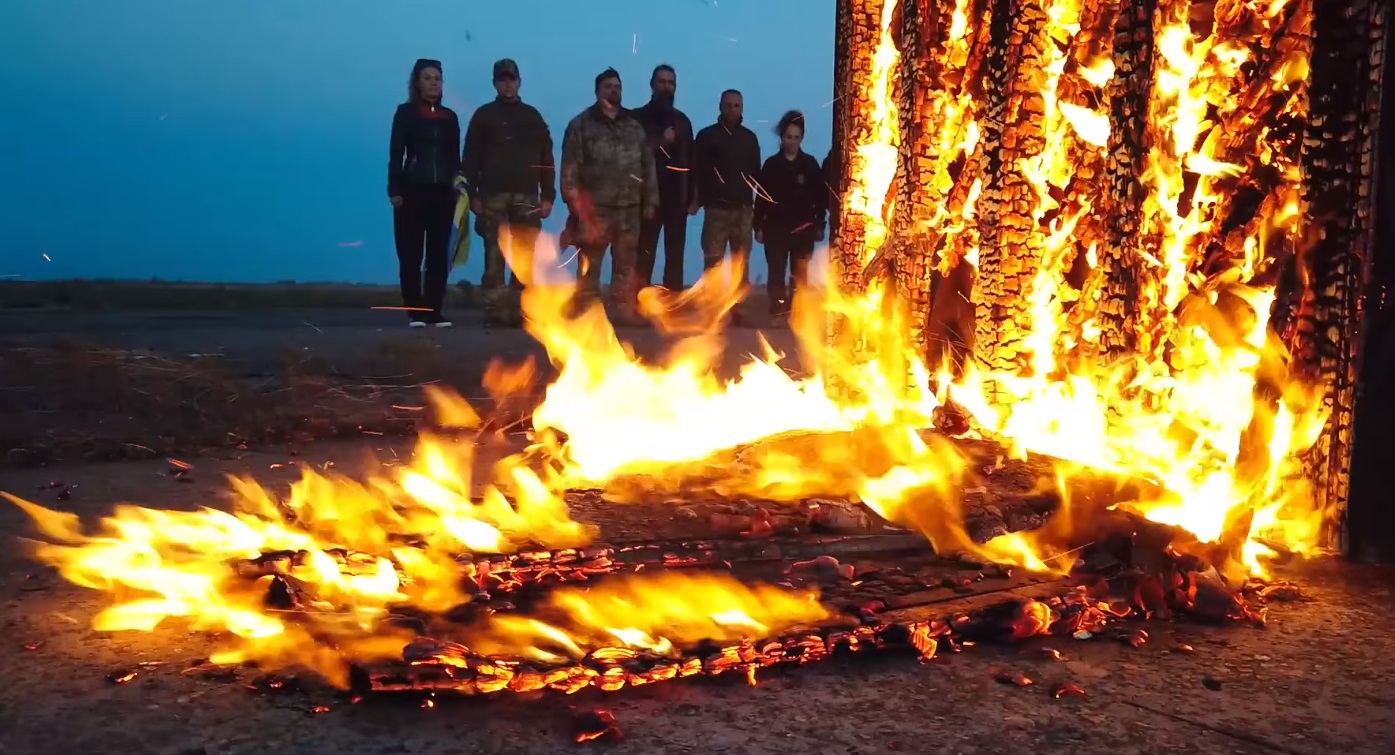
[
  {"x1": 505, "y1": 0, "x2": 1326, "y2": 579},
  {"x1": 2, "y1": 429, "x2": 592, "y2": 685},
  {"x1": 460, "y1": 573, "x2": 827, "y2": 664},
  {"x1": 1, "y1": 0, "x2": 1336, "y2": 691}
]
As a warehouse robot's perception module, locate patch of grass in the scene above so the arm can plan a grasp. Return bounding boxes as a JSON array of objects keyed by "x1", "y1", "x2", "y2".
[{"x1": 0, "y1": 279, "x2": 482, "y2": 311}]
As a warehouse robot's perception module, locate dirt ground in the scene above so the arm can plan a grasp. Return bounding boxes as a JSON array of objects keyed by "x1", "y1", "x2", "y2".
[
  {"x1": 1, "y1": 442, "x2": 1393, "y2": 755},
  {"x1": 0, "y1": 308, "x2": 801, "y2": 465}
]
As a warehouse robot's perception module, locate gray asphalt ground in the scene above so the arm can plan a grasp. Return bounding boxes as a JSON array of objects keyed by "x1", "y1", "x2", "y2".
[{"x1": 0, "y1": 311, "x2": 1393, "y2": 754}]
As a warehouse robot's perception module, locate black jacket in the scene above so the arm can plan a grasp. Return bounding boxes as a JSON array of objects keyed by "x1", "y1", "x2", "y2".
[
  {"x1": 753, "y1": 151, "x2": 827, "y2": 237},
  {"x1": 630, "y1": 102, "x2": 694, "y2": 205},
  {"x1": 461, "y1": 98, "x2": 556, "y2": 203},
  {"x1": 387, "y1": 101, "x2": 462, "y2": 197},
  {"x1": 691, "y1": 121, "x2": 762, "y2": 209}
]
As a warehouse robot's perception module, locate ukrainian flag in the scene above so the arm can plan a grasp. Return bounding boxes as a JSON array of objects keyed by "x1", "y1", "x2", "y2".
[{"x1": 450, "y1": 187, "x2": 472, "y2": 273}]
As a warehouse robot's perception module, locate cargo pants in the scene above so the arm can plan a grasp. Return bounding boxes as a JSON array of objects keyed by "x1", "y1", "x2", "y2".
[
  {"x1": 700, "y1": 205, "x2": 753, "y2": 283},
  {"x1": 574, "y1": 204, "x2": 642, "y2": 321},
  {"x1": 475, "y1": 192, "x2": 542, "y2": 320}
]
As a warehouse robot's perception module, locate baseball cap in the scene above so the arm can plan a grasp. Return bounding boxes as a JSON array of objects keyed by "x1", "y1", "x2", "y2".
[{"x1": 493, "y1": 59, "x2": 520, "y2": 79}]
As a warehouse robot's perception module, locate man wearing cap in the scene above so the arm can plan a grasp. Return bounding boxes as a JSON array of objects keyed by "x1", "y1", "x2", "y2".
[
  {"x1": 560, "y1": 67, "x2": 658, "y2": 326},
  {"x1": 460, "y1": 58, "x2": 557, "y2": 327}
]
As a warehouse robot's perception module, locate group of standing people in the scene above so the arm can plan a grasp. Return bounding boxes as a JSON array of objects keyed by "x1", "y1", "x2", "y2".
[{"x1": 387, "y1": 57, "x2": 837, "y2": 329}]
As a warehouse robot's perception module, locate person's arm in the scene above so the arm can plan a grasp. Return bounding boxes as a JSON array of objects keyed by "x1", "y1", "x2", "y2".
[
  {"x1": 688, "y1": 128, "x2": 706, "y2": 209},
  {"x1": 534, "y1": 109, "x2": 557, "y2": 205},
  {"x1": 674, "y1": 113, "x2": 693, "y2": 208},
  {"x1": 746, "y1": 131, "x2": 762, "y2": 187},
  {"x1": 753, "y1": 158, "x2": 773, "y2": 234},
  {"x1": 640, "y1": 125, "x2": 660, "y2": 214},
  {"x1": 460, "y1": 108, "x2": 484, "y2": 194},
  {"x1": 560, "y1": 118, "x2": 583, "y2": 206},
  {"x1": 809, "y1": 156, "x2": 828, "y2": 237},
  {"x1": 387, "y1": 106, "x2": 408, "y2": 198},
  {"x1": 822, "y1": 150, "x2": 841, "y2": 223}
]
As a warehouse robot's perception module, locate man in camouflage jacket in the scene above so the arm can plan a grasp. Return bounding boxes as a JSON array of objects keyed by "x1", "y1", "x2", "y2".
[
  {"x1": 460, "y1": 58, "x2": 556, "y2": 327},
  {"x1": 560, "y1": 68, "x2": 658, "y2": 325}
]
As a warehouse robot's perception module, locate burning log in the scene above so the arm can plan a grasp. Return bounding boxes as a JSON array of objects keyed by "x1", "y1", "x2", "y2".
[
  {"x1": 881, "y1": 0, "x2": 933, "y2": 357},
  {"x1": 972, "y1": 0, "x2": 1052, "y2": 379},
  {"x1": 361, "y1": 524, "x2": 1269, "y2": 700},
  {"x1": 831, "y1": 0, "x2": 897, "y2": 292},
  {"x1": 1294, "y1": 0, "x2": 1388, "y2": 545},
  {"x1": 1092, "y1": 0, "x2": 1157, "y2": 361}
]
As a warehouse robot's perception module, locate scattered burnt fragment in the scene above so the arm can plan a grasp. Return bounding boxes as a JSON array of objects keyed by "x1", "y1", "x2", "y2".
[
  {"x1": 571, "y1": 707, "x2": 623, "y2": 743},
  {"x1": 106, "y1": 669, "x2": 138, "y2": 684},
  {"x1": 1051, "y1": 681, "x2": 1086, "y2": 699},
  {"x1": 994, "y1": 671, "x2": 1034, "y2": 687}
]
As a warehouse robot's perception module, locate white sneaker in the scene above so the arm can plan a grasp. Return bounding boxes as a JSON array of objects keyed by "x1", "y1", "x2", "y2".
[
  {"x1": 434, "y1": 319, "x2": 453, "y2": 329},
  {"x1": 409, "y1": 320, "x2": 427, "y2": 329}
]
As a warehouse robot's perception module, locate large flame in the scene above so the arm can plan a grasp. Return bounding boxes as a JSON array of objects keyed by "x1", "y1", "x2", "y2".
[{"x1": 4, "y1": 0, "x2": 1330, "y2": 687}]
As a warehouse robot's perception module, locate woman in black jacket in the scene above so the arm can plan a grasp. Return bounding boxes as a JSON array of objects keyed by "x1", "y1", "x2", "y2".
[
  {"x1": 753, "y1": 110, "x2": 828, "y2": 322},
  {"x1": 387, "y1": 58, "x2": 461, "y2": 327}
]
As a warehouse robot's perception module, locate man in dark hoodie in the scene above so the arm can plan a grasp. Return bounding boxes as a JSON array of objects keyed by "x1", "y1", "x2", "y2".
[
  {"x1": 460, "y1": 58, "x2": 557, "y2": 327},
  {"x1": 630, "y1": 64, "x2": 694, "y2": 291},
  {"x1": 690, "y1": 89, "x2": 761, "y2": 323}
]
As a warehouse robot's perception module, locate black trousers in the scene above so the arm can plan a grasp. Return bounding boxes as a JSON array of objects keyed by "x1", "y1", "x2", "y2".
[
  {"x1": 392, "y1": 185, "x2": 455, "y2": 319},
  {"x1": 763, "y1": 228, "x2": 815, "y2": 316},
  {"x1": 637, "y1": 198, "x2": 688, "y2": 290}
]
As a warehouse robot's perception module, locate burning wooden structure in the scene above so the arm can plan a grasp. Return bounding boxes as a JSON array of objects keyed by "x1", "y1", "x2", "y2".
[{"x1": 827, "y1": 0, "x2": 1389, "y2": 553}]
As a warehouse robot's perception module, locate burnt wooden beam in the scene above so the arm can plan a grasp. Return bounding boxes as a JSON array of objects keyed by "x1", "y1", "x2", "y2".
[
  {"x1": 1346, "y1": 31, "x2": 1394, "y2": 562},
  {"x1": 832, "y1": 0, "x2": 896, "y2": 292},
  {"x1": 1091, "y1": 0, "x2": 1158, "y2": 362},
  {"x1": 971, "y1": 0, "x2": 1053, "y2": 382},
  {"x1": 1297, "y1": 0, "x2": 1388, "y2": 549}
]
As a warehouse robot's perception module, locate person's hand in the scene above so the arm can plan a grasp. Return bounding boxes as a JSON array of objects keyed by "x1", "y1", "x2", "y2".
[
  {"x1": 452, "y1": 175, "x2": 469, "y2": 194},
  {"x1": 663, "y1": 126, "x2": 677, "y2": 145},
  {"x1": 755, "y1": 230, "x2": 764, "y2": 245},
  {"x1": 815, "y1": 227, "x2": 826, "y2": 242},
  {"x1": 643, "y1": 205, "x2": 656, "y2": 221},
  {"x1": 687, "y1": 200, "x2": 700, "y2": 216},
  {"x1": 470, "y1": 198, "x2": 483, "y2": 215},
  {"x1": 389, "y1": 196, "x2": 403, "y2": 208},
  {"x1": 538, "y1": 200, "x2": 553, "y2": 219}
]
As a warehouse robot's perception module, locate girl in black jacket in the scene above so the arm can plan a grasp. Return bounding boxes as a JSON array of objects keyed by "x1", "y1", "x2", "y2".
[
  {"x1": 387, "y1": 58, "x2": 461, "y2": 327},
  {"x1": 753, "y1": 110, "x2": 828, "y2": 321}
]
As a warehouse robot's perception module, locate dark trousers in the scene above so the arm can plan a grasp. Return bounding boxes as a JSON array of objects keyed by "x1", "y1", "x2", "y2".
[
  {"x1": 392, "y1": 185, "x2": 455, "y2": 319},
  {"x1": 763, "y1": 229, "x2": 815, "y2": 316},
  {"x1": 637, "y1": 199, "x2": 687, "y2": 290}
]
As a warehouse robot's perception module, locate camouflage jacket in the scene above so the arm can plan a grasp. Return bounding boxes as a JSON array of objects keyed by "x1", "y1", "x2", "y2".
[{"x1": 560, "y1": 105, "x2": 659, "y2": 210}]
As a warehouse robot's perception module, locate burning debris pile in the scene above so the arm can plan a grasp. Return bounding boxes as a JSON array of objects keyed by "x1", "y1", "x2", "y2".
[{"x1": 2, "y1": 0, "x2": 1384, "y2": 723}]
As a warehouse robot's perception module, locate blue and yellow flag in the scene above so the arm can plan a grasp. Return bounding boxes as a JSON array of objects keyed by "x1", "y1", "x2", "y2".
[{"x1": 450, "y1": 190, "x2": 472, "y2": 272}]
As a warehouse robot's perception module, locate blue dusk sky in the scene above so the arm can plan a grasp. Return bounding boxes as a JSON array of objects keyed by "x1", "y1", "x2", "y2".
[{"x1": 1, "y1": 0, "x2": 834, "y2": 286}]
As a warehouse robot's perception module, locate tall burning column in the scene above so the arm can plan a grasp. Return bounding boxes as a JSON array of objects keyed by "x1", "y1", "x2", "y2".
[{"x1": 828, "y1": 0, "x2": 1387, "y2": 552}]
